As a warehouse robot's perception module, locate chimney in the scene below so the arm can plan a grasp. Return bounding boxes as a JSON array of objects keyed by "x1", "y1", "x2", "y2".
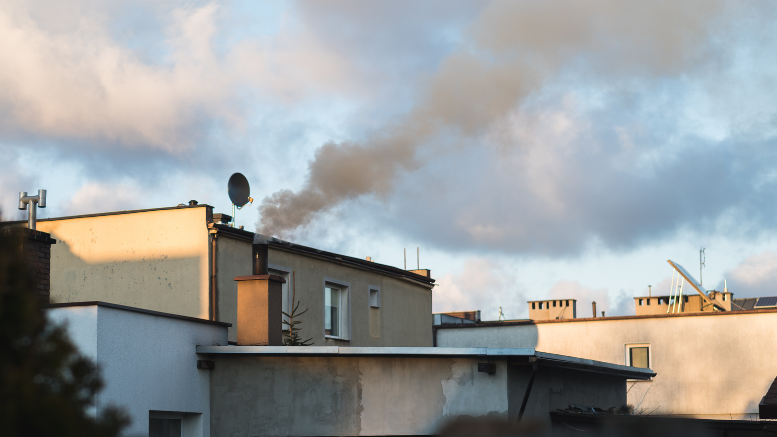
[
  {"x1": 602, "y1": 311, "x2": 605, "y2": 318},
  {"x1": 592, "y1": 301, "x2": 597, "y2": 318},
  {"x1": 233, "y1": 241, "x2": 284, "y2": 346},
  {"x1": 2, "y1": 227, "x2": 56, "y2": 301}
]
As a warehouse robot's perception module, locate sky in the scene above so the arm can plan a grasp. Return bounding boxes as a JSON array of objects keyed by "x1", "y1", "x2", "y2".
[{"x1": 3, "y1": 0, "x2": 777, "y2": 320}]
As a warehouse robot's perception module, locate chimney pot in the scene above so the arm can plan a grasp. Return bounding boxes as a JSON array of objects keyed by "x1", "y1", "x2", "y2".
[{"x1": 592, "y1": 301, "x2": 597, "y2": 318}]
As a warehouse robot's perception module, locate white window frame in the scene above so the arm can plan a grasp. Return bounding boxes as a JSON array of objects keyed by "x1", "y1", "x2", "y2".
[
  {"x1": 369, "y1": 285, "x2": 380, "y2": 308},
  {"x1": 625, "y1": 343, "x2": 652, "y2": 381},
  {"x1": 323, "y1": 277, "x2": 351, "y2": 341},
  {"x1": 268, "y1": 264, "x2": 291, "y2": 330},
  {"x1": 149, "y1": 410, "x2": 202, "y2": 437}
]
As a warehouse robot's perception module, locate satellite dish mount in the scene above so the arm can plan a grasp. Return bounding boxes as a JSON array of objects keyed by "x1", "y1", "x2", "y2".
[{"x1": 227, "y1": 173, "x2": 253, "y2": 228}]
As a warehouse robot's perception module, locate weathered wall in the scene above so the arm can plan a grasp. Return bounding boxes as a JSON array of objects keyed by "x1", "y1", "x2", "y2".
[
  {"x1": 209, "y1": 355, "x2": 627, "y2": 436},
  {"x1": 436, "y1": 312, "x2": 777, "y2": 419},
  {"x1": 49, "y1": 304, "x2": 228, "y2": 437},
  {"x1": 37, "y1": 207, "x2": 212, "y2": 319},
  {"x1": 215, "y1": 236, "x2": 433, "y2": 346}
]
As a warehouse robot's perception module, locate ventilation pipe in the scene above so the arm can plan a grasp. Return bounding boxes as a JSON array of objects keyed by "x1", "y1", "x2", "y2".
[{"x1": 592, "y1": 301, "x2": 597, "y2": 318}]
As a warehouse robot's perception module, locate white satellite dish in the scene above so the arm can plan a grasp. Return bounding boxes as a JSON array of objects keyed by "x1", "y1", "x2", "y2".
[{"x1": 667, "y1": 260, "x2": 726, "y2": 311}]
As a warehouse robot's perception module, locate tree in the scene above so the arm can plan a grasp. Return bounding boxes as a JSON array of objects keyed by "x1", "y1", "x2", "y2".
[
  {"x1": 0, "y1": 231, "x2": 129, "y2": 437},
  {"x1": 282, "y1": 272, "x2": 313, "y2": 346}
]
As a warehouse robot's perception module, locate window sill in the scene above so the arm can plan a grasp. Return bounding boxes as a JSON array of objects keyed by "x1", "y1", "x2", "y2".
[{"x1": 325, "y1": 335, "x2": 350, "y2": 342}]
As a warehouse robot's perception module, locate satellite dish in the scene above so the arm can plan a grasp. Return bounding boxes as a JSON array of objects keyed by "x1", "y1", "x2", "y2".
[{"x1": 228, "y1": 173, "x2": 251, "y2": 208}]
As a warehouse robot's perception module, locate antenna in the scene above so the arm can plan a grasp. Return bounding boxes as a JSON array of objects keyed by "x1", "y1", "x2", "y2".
[
  {"x1": 699, "y1": 248, "x2": 706, "y2": 286},
  {"x1": 18, "y1": 190, "x2": 47, "y2": 230},
  {"x1": 404, "y1": 248, "x2": 406, "y2": 270},
  {"x1": 648, "y1": 285, "x2": 652, "y2": 298},
  {"x1": 227, "y1": 173, "x2": 253, "y2": 228}
]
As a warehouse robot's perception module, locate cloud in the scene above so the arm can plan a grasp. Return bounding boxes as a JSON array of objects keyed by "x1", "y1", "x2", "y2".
[
  {"x1": 256, "y1": 0, "x2": 764, "y2": 253},
  {"x1": 61, "y1": 182, "x2": 144, "y2": 216},
  {"x1": 549, "y1": 279, "x2": 634, "y2": 317},
  {"x1": 433, "y1": 257, "x2": 526, "y2": 320},
  {"x1": 721, "y1": 251, "x2": 777, "y2": 298}
]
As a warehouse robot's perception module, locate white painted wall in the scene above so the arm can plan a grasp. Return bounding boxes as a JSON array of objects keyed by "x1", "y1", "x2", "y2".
[
  {"x1": 49, "y1": 304, "x2": 229, "y2": 437},
  {"x1": 436, "y1": 312, "x2": 777, "y2": 419}
]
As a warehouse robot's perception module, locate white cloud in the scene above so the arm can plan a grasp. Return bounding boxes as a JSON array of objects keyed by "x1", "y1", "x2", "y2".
[
  {"x1": 723, "y1": 251, "x2": 777, "y2": 298},
  {"x1": 62, "y1": 182, "x2": 143, "y2": 216}
]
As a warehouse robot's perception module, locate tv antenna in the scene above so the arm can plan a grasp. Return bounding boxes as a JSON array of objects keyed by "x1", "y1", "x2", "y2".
[
  {"x1": 227, "y1": 173, "x2": 253, "y2": 228},
  {"x1": 19, "y1": 190, "x2": 46, "y2": 230}
]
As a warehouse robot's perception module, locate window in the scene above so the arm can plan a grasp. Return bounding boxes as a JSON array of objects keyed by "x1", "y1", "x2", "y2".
[
  {"x1": 325, "y1": 286, "x2": 340, "y2": 337},
  {"x1": 532, "y1": 302, "x2": 535, "y2": 310},
  {"x1": 647, "y1": 299, "x2": 651, "y2": 305},
  {"x1": 626, "y1": 344, "x2": 651, "y2": 370},
  {"x1": 553, "y1": 301, "x2": 557, "y2": 307},
  {"x1": 723, "y1": 294, "x2": 727, "y2": 301},
  {"x1": 684, "y1": 296, "x2": 689, "y2": 303},
  {"x1": 369, "y1": 287, "x2": 380, "y2": 308},
  {"x1": 539, "y1": 302, "x2": 543, "y2": 310},
  {"x1": 149, "y1": 411, "x2": 201, "y2": 437},
  {"x1": 566, "y1": 300, "x2": 569, "y2": 306},
  {"x1": 324, "y1": 279, "x2": 350, "y2": 340},
  {"x1": 639, "y1": 299, "x2": 643, "y2": 306}
]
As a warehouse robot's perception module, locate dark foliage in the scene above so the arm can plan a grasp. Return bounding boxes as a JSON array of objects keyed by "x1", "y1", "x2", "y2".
[
  {"x1": 282, "y1": 271, "x2": 313, "y2": 346},
  {"x1": 0, "y1": 232, "x2": 130, "y2": 437}
]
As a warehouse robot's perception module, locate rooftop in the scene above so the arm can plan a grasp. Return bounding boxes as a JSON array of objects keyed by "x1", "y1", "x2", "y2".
[{"x1": 196, "y1": 345, "x2": 655, "y2": 380}]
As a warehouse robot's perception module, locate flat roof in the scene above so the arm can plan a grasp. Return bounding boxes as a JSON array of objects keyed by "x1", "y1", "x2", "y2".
[
  {"x1": 0, "y1": 204, "x2": 210, "y2": 224},
  {"x1": 46, "y1": 301, "x2": 232, "y2": 327},
  {"x1": 434, "y1": 307, "x2": 777, "y2": 329},
  {"x1": 196, "y1": 346, "x2": 654, "y2": 379}
]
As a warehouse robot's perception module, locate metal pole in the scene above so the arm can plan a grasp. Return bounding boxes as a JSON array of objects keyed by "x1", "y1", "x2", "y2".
[
  {"x1": 517, "y1": 363, "x2": 538, "y2": 422},
  {"x1": 404, "y1": 249, "x2": 406, "y2": 270},
  {"x1": 417, "y1": 247, "x2": 419, "y2": 270}
]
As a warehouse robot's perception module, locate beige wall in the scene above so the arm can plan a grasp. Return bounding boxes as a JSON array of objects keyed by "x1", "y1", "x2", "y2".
[
  {"x1": 528, "y1": 300, "x2": 576, "y2": 320},
  {"x1": 36, "y1": 207, "x2": 212, "y2": 319},
  {"x1": 436, "y1": 311, "x2": 777, "y2": 419},
  {"x1": 214, "y1": 235, "x2": 434, "y2": 346}
]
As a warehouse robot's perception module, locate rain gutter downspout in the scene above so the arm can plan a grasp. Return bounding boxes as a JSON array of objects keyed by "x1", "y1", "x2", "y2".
[
  {"x1": 518, "y1": 358, "x2": 539, "y2": 423},
  {"x1": 210, "y1": 228, "x2": 218, "y2": 321}
]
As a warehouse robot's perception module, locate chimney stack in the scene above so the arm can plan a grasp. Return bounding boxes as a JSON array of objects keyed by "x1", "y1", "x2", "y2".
[
  {"x1": 592, "y1": 301, "x2": 597, "y2": 318},
  {"x1": 234, "y1": 241, "x2": 282, "y2": 346},
  {"x1": 1, "y1": 227, "x2": 56, "y2": 301}
]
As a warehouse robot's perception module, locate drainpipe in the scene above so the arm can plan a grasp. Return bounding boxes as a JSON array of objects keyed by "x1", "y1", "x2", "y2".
[
  {"x1": 518, "y1": 359, "x2": 539, "y2": 423},
  {"x1": 210, "y1": 230, "x2": 218, "y2": 321}
]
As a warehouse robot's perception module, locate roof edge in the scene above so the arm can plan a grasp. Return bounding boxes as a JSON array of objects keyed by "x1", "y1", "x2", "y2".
[{"x1": 45, "y1": 301, "x2": 232, "y2": 327}]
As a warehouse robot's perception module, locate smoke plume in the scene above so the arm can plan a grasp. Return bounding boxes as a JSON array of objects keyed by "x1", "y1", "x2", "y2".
[{"x1": 258, "y1": 0, "x2": 725, "y2": 238}]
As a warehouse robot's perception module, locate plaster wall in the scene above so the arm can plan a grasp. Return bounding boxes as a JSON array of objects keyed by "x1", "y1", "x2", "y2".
[
  {"x1": 37, "y1": 207, "x2": 212, "y2": 319},
  {"x1": 436, "y1": 312, "x2": 777, "y2": 419},
  {"x1": 49, "y1": 305, "x2": 228, "y2": 437},
  {"x1": 209, "y1": 355, "x2": 627, "y2": 436},
  {"x1": 215, "y1": 237, "x2": 433, "y2": 346}
]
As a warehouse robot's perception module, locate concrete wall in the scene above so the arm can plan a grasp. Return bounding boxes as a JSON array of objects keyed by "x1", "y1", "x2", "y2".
[
  {"x1": 436, "y1": 311, "x2": 777, "y2": 419},
  {"x1": 37, "y1": 207, "x2": 212, "y2": 319},
  {"x1": 215, "y1": 235, "x2": 434, "y2": 346},
  {"x1": 209, "y1": 355, "x2": 626, "y2": 436}
]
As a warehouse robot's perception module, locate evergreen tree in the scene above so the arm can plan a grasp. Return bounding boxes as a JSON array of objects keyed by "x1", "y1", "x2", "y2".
[{"x1": 282, "y1": 272, "x2": 313, "y2": 346}]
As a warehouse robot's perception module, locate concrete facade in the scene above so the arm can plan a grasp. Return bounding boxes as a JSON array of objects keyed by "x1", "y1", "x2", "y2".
[
  {"x1": 201, "y1": 346, "x2": 648, "y2": 436},
  {"x1": 528, "y1": 299, "x2": 577, "y2": 320},
  {"x1": 435, "y1": 310, "x2": 777, "y2": 419},
  {"x1": 47, "y1": 302, "x2": 229, "y2": 437},
  {"x1": 3, "y1": 206, "x2": 434, "y2": 347}
]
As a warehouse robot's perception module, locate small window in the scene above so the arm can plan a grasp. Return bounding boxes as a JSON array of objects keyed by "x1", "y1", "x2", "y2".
[
  {"x1": 723, "y1": 294, "x2": 727, "y2": 301},
  {"x1": 684, "y1": 296, "x2": 689, "y2": 303},
  {"x1": 658, "y1": 298, "x2": 662, "y2": 305},
  {"x1": 532, "y1": 302, "x2": 535, "y2": 310},
  {"x1": 626, "y1": 344, "x2": 651, "y2": 370},
  {"x1": 566, "y1": 300, "x2": 569, "y2": 306},
  {"x1": 639, "y1": 299, "x2": 643, "y2": 306},
  {"x1": 553, "y1": 301, "x2": 557, "y2": 307},
  {"x1": 539, "y1": 302, "x2": 543, "y2": 310},
  {"x1": 647, "y1": 299, "x2": 651, "y2": 305},
  {"x1": 369, "y1": 287, "x2": 380, "y2": 308}
]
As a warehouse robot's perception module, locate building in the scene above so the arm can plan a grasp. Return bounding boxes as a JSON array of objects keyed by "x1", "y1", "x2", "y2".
[
  {"x1": 528, "y1": 299, "x2": 577, "y2": 320},
  {"x1": 434, "y1": 308, "x2": 777, "y2": 419},
  {"x1": 48, "y1": 300, "x2": 653, "y2": 437},
  {"x1": 2, "y1": 204, "x2": 435, "y2": 346}
]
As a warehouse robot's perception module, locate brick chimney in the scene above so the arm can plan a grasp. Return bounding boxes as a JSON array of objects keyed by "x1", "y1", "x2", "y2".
[
  {"x1": 233, "y1": 242, "x2": 284, "y2": 346},
  {"x1": 2, "y1": 227, "x2": 56, "y2": 301}
]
